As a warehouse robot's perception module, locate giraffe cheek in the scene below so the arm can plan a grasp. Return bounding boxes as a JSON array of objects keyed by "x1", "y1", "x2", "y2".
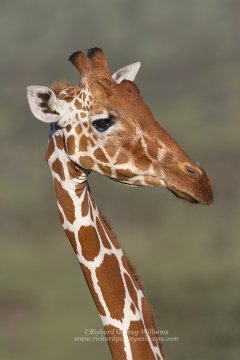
[
  {"x1": 79, "y1": 135, "x2": 88, "y2": 152},
  {"x1": 114, "y1": 151, "x2": 129, "y2": 165},
  {"x1": 66, "y1": 135, "x2": 76, "y2": 155},
  {"x1": 97, "y1": 163, "x2": 112, "y2": 177},
  {"x1": 79, "y1": 135, "x2": 95, "y2": 152},
  {"x1": 134, "y1": 156, "x2": 151, "y2": 172},
  {"x1": 79, "y1": 156, "x2": 94, "y2": 169},
  {"x1": 93, "y1": 148, "x2": 108, "y2": 163},
  {"x1": 75, "y1": 124, "x2": 82, "y2": 134}
]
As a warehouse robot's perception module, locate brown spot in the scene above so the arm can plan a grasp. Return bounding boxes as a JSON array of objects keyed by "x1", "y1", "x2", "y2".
[
  {"x1": 81, "y1": 191, "x2": 89, "y2": 217},
  {"x1": 66, "y1": 161, "x2": 83, "y2": 180},
  {"x1": 122, "y1": 257, "x2": 142, "y2": 290},
  {"x1": 83, "y1": 122, "x2": 88, "y2": 128},
  {"x1": 75, "y1": 184, "x2": 86, "y2": 197},
  {"x1": 144, "y1": 136, "x2": 161, "y2": 159},
  {"x1": 79, "y1": 135, "x2": 88, "y2": 151},
  {"x1": 104, "y1": 325, "x2": 125, "y2": 360},
  {"x1": 96, "y1": 218, "x2": 111, "y2": 249},
  {"x1": 129, "y1": 320, "x2": 156, "y2": 359},
  {"x1": 96, "y1": 254, "x2": 125, "y2": 321},
  {"x1": 88, "y1": 138, "x2": 95, "y2": 147},
  {"x1": 45, "y1": 137, "x2": 54, "y2": 161},
  {"x1": 54, "y1": 179, "x2": 75, "y2": 224},
  {"x1": 144, "y1": 176, "x2": 161, "y2": 187},
  {"x1": 78, "y1": 225, "x2": 100, "y2": 261},
  {"x1": 66, "y1": 124, "x2": 72, "y2": 132},
  {"x1": 74, "y1": 99, "x2": 82, "y2": 109},
  {"x1": 90, "y1": 205, "x2": 94, "y2": 222},
  {"x1": 141, "y1": 297, "x2": 160, "y2": 350},
  {"x1": 116, "y1": 168, "x2": 135, "y2": 179},
  {"x1": 88, "y1": 190, "x2": 97, "y2": 210},
  {"x1": 124, "y1": 273, "x2": 138, "y2": 310},
  {"x1": 65, "y1": 96, "x2": 74, "y2": 103},
  {"x1": 81, "y1": 264, "x2": 105, "y2": 316},
  {"x1": 98, "y1": 164, "x2": 112, "y2": 176},
  {"x1": 80, "y1": 156, "x2": 94, "y2": 169},
  {"x1": 80, "y1": 111, "x2": 87, "y2": 118},
  {"x1": 100, "y1": 217, "x2": 121, "y2": 250},
  {"x1": 67, "y1": 135, "x2": 75, "y2": 155},
  {"x1": 100, "y1": 214, "x2": 112, "y2": 231},
  {"x1": 134, "y1": 156, "x2": 150, "y2": 171},
  {"x1": 133, "y1": 138, "x2": 151, "y2": 171},
  {"x1": 55, "y1": 134, "x2": 65, "y2": 150},
  {"x1": 132, "y1": 179, "x2": 142, "y2": 186},
  {"x1": 94, "y1": 148, "x2": 108, "y2": 163},
  {"x1": 114, "y1": 151, "x2": 129, "y2": 165},
  {"x1": 89, "y1": 95, "x2": 93, "y2": 101},
  {"x1": 93, "y1": 134, "x2": 97, "y2": 141},
  {"x1": 58, "y1": 209, "x2": 64, "y2": 224},
  {"x1": 58, "y1": 92, "x2": 67, "y2": 100},
  {"x1": 65, "y1": 87, "x2": 74, "y2": 95},
  {"x1": 65, "y1": 228, "x2": 77, "y2": 253},
  {"x1": 75, "y1": 124, "x2": 82, "y2": 134},
  {"x1": 52, "y1": 158, "x2": 65, "y2": 180},
  {"x1": 82, "y1": 93, "x2": 86, "y2": 101},
  {"x1": 133, "y1": 141, "x2": 151, "y2": 171},
  {"x1": 131, "y1": 303, "x2": 136, "y2": 314},
  {"x1": 105, "y1": 141, "x2": 117, "y2": 157}
]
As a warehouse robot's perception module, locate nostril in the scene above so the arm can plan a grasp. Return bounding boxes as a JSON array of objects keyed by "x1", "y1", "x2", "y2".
[{"x1": 185, "y1": 166, "x2": 198, "y2": 177}]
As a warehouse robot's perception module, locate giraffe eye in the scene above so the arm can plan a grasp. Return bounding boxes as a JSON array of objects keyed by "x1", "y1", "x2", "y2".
[{"x1": 92, "y1": 115, "x2": 116, "y2": 132}]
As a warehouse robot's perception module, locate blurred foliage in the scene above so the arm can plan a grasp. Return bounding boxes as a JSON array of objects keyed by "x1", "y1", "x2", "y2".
[{"x1": 0, "y1": 0, "x2": 240, "y2": 359}]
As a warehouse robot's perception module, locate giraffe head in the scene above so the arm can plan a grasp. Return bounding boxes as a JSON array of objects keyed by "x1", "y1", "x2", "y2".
[{"x1": 27, "y1": 48, "x2": 213, "y2": 205}]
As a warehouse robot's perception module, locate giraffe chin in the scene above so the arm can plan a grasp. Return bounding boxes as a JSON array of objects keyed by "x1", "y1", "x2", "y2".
[
  {"x1": 168, "y1": 187, "x2": 199, "y2": 204},
  {"x1": 167, "y1": 185, "x2": 214, "y2": 205},
  {"x1": 155, "y1": 178, "x2": 201, "y2": 204}
]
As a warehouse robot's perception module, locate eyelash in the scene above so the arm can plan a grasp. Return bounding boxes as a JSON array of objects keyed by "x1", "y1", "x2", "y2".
[{"x1": 92, "y1": 115, "x2": 116, "y2": 132}]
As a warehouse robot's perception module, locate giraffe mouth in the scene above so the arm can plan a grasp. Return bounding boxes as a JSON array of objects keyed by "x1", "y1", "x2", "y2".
[
  {"x1": 167, "y1": 186, "x2": 199, "y2": 204},
  {"x1": 111, "y1": 174, "x2": 200, "y2": 203},
  {"x1": 158, "y1": 178, "x2": 199, "y2": 203}
]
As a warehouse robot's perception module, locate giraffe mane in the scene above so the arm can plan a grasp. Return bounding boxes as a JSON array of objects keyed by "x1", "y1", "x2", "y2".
[
  {"x1": 51, "y1": 80, "x2": 71, "y2": 95},
  {"x1": 125, "y1": 255, "x2": 143, "y2": 291},
  {"x1": 100, "y1": 212, "x2": 144, "y2": 291},
  {"x1": 124, "y1": 254, "x2": 159, "y2": 334}
]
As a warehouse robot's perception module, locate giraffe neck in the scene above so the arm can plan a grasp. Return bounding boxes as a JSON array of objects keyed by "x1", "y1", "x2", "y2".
[{"x1": 46, "y1": 126, "x2": 164, "y2": 360}]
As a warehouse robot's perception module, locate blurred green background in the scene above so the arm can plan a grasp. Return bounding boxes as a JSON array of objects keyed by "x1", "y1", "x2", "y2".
[{"x1": 0, "y1": 0, "x2": 239, "y2": 359}]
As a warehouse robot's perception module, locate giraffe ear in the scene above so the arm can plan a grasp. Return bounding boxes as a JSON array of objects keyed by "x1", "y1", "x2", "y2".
[
  {"x1": 27, "y1": 86, "x2": 63, "y2": 123},
  {"x1": 112, "y1": 62, "x2": 141, "y2": 84}
]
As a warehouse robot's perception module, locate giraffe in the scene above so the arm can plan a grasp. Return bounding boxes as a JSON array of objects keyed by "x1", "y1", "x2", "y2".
[{"x1": 27, "y1": 48, "x2": 213, "y2": 360}]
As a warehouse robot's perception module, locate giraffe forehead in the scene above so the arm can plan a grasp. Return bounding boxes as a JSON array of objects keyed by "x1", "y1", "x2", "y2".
[
  {"x1": 57, "y1": 85, "x2": 95, "y2": 127},
  {"x1": 59, "y1": 84, "x2": 93, "y2": 106}
]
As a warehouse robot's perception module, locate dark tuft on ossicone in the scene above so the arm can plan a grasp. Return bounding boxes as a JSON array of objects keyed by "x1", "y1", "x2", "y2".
[
  {"x1": 87, "y1": 47, "x2": 102, "y2": 58},
  {"x1": 68, "y1": 51, "x2": 83, "y2": 64}
]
